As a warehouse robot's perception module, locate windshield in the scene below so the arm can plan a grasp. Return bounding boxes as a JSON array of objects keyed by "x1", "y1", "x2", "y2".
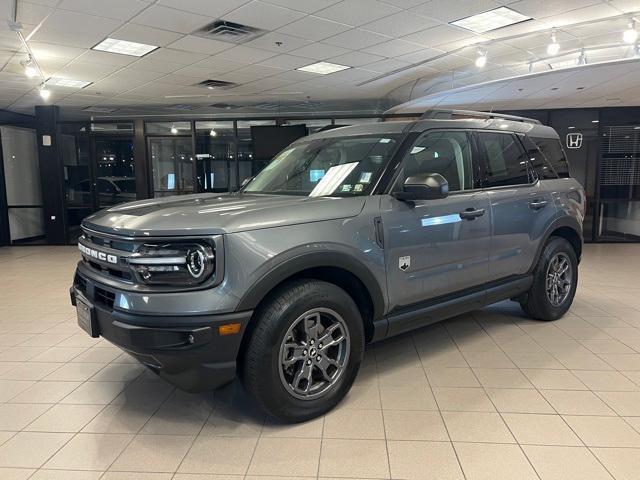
[{"x1": 244, "y1": 135, "x2": 399, "y2": 196}]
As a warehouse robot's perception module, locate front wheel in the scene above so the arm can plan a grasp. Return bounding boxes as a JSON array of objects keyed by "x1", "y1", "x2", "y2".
[
  {"x1": 520, "y1": 237, "x2": 578, "y2": 321},
  {"x1": 241, "y1": 279, "x2": 364, "y2": 422}
]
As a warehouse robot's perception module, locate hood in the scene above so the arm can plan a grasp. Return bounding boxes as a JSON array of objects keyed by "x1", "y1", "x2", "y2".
[{"x1": 82, "y1": 192, "x2": 366, "y2": 237}]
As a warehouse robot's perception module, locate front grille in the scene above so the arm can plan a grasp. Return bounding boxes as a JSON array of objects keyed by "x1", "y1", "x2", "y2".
[{"x1": 94, "y1": 287, "x2": 115, "y2": 308}]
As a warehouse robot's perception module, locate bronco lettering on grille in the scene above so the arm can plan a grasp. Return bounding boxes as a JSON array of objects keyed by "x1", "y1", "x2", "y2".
[{"x1": 78, "y1": 243, "x2": 118, "y2": 264}]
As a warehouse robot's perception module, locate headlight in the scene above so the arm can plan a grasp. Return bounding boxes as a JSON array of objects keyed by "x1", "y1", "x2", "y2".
[{"x1": 128, "y1": 243, "x2": 215, "y2": 286}]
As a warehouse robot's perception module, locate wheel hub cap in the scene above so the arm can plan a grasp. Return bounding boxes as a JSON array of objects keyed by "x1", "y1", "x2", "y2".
[
  {"x1": 545, "y1": 252, "x2": 572, "y2": 307},
  {"x1": 278, "y1": 308, "x2": 350, "y2": 400}
]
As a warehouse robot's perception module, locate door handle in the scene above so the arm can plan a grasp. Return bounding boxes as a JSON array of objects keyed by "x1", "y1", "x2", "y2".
[
  {"x1": 529, "y1": 200, "x2": 548, "y2": 210},
  {"x1": 459, "y1": 208, "x2": 485, "y2": 220}
]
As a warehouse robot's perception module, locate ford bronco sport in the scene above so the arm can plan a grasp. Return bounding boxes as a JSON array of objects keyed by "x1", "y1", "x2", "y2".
[{"x1": 71, "y1": 110, "x2": 585, "y2": 422}]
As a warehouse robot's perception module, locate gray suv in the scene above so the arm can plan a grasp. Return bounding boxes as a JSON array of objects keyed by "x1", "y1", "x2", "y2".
[{"x1": 71, "y1": 110, "x2": 585, "y2": 422}]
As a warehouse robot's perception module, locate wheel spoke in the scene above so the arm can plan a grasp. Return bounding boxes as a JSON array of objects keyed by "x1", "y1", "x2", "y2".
[
  {"x1": 303, "y1": 312, "x2": 322, "y2": 340},
  {"x1": 282, "y1": 343, "x2": 307, "y2": 367},
  {"x1": 317, "y1": 323, "x2": 341, "y2": 346},
  {"x1": 317, "y1": 356, "x2": 340, "y2": 381},
  {"x1": 292, "y1": 362, "x2": 313, "y2": 394}
]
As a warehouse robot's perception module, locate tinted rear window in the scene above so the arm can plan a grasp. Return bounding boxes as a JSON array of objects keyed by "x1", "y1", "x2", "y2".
[
  {"x1": 530, "y1": 136, "x2": 570, "y2": 178},
  {"x1": 521, "y1": 136, "x2": 557, "y2": 180}
]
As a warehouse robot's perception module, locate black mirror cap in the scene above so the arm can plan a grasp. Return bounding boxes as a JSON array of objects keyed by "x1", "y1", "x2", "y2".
[{"x1": 394, "y1": 173, "x2": 449, "y2": 201}]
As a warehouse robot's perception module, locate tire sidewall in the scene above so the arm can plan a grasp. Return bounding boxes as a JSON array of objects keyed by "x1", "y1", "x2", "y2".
[
  {"x1": 533, "y1": 238, "x2": 578, "y2": 319},
  {"x1": 257, "y1": 282, "x2": 364, "y2": 421}
]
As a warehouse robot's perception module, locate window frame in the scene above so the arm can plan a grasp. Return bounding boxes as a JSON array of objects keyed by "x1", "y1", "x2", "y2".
[
  {"x1": 385, "y1": 128, "x2": 482, "y2": 196},
  {"x1": 475, "y1": 130, "x2": 539, "y2": 190}
]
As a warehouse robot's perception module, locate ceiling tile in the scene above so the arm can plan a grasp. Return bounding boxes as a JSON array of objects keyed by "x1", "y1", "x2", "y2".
[
  {"x1": 323, "y1": 29, "x2": 391, "y2": 50},
  {"x1": 129, "y1": 57, "x2": 185, "y2": 74},
  {"x1": 29, "y1": 42, "x2": 87, "y2": 60},
  {"x1": 257, "y1": 54, "x2": 316, "y2": 69},
  {"x1": 191, "y1": 56, "x2": 247, "y2": 72},
  {"x1": 75, "y1": 50, "x2": 138, "y2": 67},
  {"x1": 277, "y1": 16, "x2": 352, "y2": 41},
  {"x1": 213, "y1": 45, "x2": 278, "y2": 63},
  {"x1": 362, "y1": 39, "x2": 423, "y2": 57},
  {"x1": 59, "y1": 0, "x2": 150, "y2": 20},
  {"x1": 111, "y1": 24, "x2": 183, "y2": 47},
  {"x1": 222, "y1": 1, "x2": 306, "y2": 30},
  {"x1": 55, "y1": 61, "x2": 117, "y2": 81},
  {"x1": 314, "y1": 0, "x2": 402, "y2": 27},
  {"x1": 327, "y1": 51, "x2": 385, "y2": 67},
  {"x1": 410, "y1": 0, "x2": 503, "y2": 23},
  {"x1": 362, "y1": 58, "x2": 411, "y2": 73},
  {"x1": 403, "y1": 24, "x2": 475, "y2": 48},
  {"x1": 131, "y1": 5, "x2": 214, "y2": 34},
  {"x1": 396, "y1": 47, "x2": 446, "y2": 63},
  {"x1": 167, "y1": 36, "x2": 233, "y2": 54},
  {"x1": 508, "y1": 0, "x2": 601, "y2": 19},
  {"x1": 262, "y1": 0, "x2": 342, "y2": 13},
  {"x1": 363, "y1": 11, "x2": 440, "y2": 37},
  {"x1": 381, "y1": 0, "x2": 431, "y2": 7},
  {"x1": 243, "y1": 32, "x2": 313, "y2": 53},
  {"x1": 16, "y1": 1, "x2": 55, "y2": 24},
  {"x1": 157, "y1": 0, "x2": 250, "y2": 16},
  {"x1": 288, "y1": 42, "x2": 351, "y2": 60},
  {"x1": 40, "y1": 9, "x2": 122, "y2": 34},
  {"x1": 143, "y1": 48, "x2": 210, "y2": 65}
]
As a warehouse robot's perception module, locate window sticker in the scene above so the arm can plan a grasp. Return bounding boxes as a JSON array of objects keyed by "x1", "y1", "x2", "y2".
[
  {"x1": 309, "y1": 169, "x2": 325, "y2": 182},
  {"x1": 379, "y1": 138, "x2": 391, "y2": 143},
  {"x1": 341, "y1": 184, "x2": 352, "y2": 192},
  {"x1": 354, "y1": 184, "x2": 363, "y2": 192},
  {"x1": 359, "y1": 171, "x2": 372, "y2": 183},
  {"x1": 410, "y1": 146, "x2": 426, "y2": 154}
]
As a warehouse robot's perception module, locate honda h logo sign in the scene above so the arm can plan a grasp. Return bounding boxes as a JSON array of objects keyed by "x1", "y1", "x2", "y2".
[{"x1": 566, "y1": 133, "x2": 583, "y2": 149}]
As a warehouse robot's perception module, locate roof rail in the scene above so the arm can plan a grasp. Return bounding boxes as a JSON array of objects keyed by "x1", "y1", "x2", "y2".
[{"x1": 420, "y1": 109, "x2": 542, "y2": 125}]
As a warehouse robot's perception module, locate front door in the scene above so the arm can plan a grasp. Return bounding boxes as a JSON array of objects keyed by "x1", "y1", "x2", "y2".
[{"x1": 381, "y1": 130, "x2": 491, "y2": 313}]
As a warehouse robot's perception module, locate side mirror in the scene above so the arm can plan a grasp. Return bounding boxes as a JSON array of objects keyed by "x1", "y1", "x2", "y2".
[{"x1": 393, "y1": 173, "x2": 449, "y2": 201}]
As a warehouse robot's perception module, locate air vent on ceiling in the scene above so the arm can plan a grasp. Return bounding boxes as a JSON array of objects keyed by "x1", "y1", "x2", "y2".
[
  {"x1": 83, "y1": 106, "x2": 118, "y2": 113},
  {"x1": 196, "y1": 79, "x2": 238, "y2": 90},
  {"x1": 210, "y1": 103, "x2": 241, "y2": 109},
  {"x1": 194, "y1": 20, "x2": 266, "y2": 44}
]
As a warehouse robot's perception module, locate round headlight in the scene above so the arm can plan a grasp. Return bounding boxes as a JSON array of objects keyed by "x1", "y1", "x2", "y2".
[{"x1": 186, "y1": 247, "x2": 207, "y2": 279}]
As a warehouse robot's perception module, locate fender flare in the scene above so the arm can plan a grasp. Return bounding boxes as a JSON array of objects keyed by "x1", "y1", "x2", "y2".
[
  {"x1": 235, "y1": 250, "x2": 386, "y2": 321},
  {"x1": 529, "y1": 216, "x2": 583, "y2": 273}
]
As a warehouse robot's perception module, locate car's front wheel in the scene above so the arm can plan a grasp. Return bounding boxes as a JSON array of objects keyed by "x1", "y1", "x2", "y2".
[
  {"x1": 241, "y1": 279, "x2": 364, "y2": 422},
  {"x1": 520, "y1": 237, "x2": 578, "y2": 321}
]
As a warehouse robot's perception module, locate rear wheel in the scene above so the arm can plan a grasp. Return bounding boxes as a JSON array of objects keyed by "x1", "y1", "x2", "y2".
[
  {"x1": 520, "y1": 237, "x2": 578, "y2": 321},
  {"x1": 241, "y1": 279, "x2": 364, "y2": 422}
]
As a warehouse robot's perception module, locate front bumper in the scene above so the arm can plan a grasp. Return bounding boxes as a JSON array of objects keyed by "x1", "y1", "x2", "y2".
[{"x1": 70, "y1": 278, "x2": 252, "y2": 392}]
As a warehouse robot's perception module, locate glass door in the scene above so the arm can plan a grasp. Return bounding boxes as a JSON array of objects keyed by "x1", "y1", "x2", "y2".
[
  {"x1": 596, "y1": 124, "x2": 640, "y2": 241},
  {"x1": 148, "y1": 137, "x2": 195, "y2": 197},
  {"x1": 0, "y1": 126, "x2": 45, "y2": 245},
  {"x1": 93, "y1": 136, "x2": 136, "y2": 208}
]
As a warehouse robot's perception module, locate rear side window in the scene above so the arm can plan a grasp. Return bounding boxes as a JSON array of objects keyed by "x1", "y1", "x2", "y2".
[
  {"x1": 521, "y1": 136, "x2": 558, "y2": 180},
  {"x1": 477, "y1": 132, "x2": 534, "y2": 187},
  {"x1": 530, "y1": 137, "x2": 571, "y2": 178}
]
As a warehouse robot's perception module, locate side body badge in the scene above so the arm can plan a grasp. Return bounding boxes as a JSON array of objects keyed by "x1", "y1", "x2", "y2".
[{"x1": 399, "y1": 256, "x2": 410, "y2": 271}]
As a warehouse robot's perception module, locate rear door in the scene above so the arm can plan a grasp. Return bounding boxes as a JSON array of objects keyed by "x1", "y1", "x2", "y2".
[
  {"x1": 381, "y1": 130, "x2": 491, "y2": 312},
  {"x1": 476, "y1": 131, "x2": 556, "y2": 282}
]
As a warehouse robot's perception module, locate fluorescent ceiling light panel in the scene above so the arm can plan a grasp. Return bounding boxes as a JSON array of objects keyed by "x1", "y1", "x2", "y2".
[
  {"x1": 451, "y1": 7, "x2": 531, "y2": 33},
  {"x1": 296, "y1": 61, "x2": 350, "y2": 75},
  {"x1": 46, "y1": 77, "x2": 92, "y2": 88},
  {"x1": 92, "y1": 38, "x2": 158, "y2": 57}
]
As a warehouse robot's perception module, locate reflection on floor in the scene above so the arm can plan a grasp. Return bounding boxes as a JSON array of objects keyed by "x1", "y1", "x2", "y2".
[{"x1": 1, "y1": 244, "x2": 640, "y2": 479}]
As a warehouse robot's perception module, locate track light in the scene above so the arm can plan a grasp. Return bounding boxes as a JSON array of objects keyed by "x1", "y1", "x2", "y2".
[
  {"x1": 209, "y1": 129, "x2": 217, "y2": 137},
  {"x1": 21, "y1": 56, "x2": 37, "y2": 78},
  {"x1": 475, "y1": 49, "x2": 487, "y2": 68},
  {"x1": 547, "y1": 32, "x2": 560, "y2": 56},
  {"x1": 170, "y1": 124, "x2": 178, "y2": 134},
  {"x1": 577, "y1": 49, "x2": 588, "y2": 65},
  {"x1": 39, "y1": 83, "x2": 50, "y2": 100},
  {"x1": 623, "y1": 19, "x2": 638, "y2": 44}
]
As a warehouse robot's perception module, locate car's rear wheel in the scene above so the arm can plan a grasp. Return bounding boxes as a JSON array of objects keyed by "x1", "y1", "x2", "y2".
[
  {"x1": 241, "y1": 279, "x2": 364, "y2": 422},
  {"x1": 520, "y1": 237, "x2": 578, "y2": 321}
]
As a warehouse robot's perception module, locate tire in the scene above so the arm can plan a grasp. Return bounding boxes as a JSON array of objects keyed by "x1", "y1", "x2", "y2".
[
  {"x1": 241, "y1": 279, "x2": 364, "y2": 422},
  {"x1": 520, "y1": 237, "x2": 578, "y2": 321}
]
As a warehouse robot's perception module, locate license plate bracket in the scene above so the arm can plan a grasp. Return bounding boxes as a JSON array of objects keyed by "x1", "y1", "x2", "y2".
[{"x1": 76, "y1": 294, "x2": 99, "y2": 338}]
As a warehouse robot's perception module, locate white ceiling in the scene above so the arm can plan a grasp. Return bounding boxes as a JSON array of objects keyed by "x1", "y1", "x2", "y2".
[{"x1": 0, "y1": 0, "x2": 638, "y2": 118}]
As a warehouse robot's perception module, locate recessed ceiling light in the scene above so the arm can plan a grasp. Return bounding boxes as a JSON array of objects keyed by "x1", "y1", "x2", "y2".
[
  {"x1": 451, "y1": 7, "x2": 531, "y2": 34},
  {"x1": 46, "y1": 77, "x2": 92, "y2": 88},
  {"x1": 296, "y1": 61, "x2": 350, "y2": 75},
  {"x1": 592, "y1": 120, "x2": 599, "y2": 123},
  {"x1": 93, "y1": 38, "x2": 158, "y2": 57}
]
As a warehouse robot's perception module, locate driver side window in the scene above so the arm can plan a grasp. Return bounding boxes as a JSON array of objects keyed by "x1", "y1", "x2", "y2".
[{"x1": 394, "y1": 131, "x2": 474, "y2": 193}]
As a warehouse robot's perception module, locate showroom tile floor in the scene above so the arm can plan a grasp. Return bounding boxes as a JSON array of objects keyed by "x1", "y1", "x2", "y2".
[{"x1": 1, "y1": 244, "x2": 640, "y2": 479}]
